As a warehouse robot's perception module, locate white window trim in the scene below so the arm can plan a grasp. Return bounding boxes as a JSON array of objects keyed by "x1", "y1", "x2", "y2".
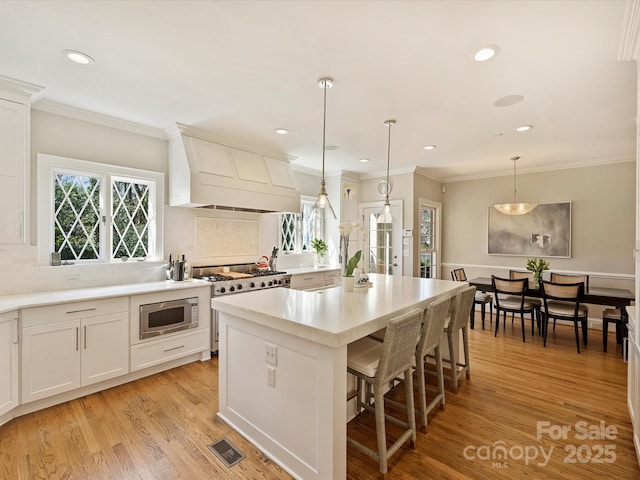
[
  {"x1": 37, "y1": 153, "x2": 164, "y2": 266},
  {"x1": 419, "y1": 197, "x2": 441, "y2": 279}
]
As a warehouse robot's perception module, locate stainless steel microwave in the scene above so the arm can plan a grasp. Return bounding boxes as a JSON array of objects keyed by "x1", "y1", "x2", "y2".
[{"x1": 139, "y1": 296, "x2": 199, "y2": 339}]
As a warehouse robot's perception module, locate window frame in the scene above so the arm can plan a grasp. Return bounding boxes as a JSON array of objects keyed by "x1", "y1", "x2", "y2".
[{"x1": 37, "y1": 153, "x2": 164, "y2": 265}]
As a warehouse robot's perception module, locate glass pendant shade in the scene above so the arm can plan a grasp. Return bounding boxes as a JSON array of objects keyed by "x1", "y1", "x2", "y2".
[
  {"x1": 493, "y1": 202, "x2": 537, "y2": 215},
  {"x1": 313, "y1": 77, "x2": 337, "y2": 220},
  {"x1": 377, "y1": 119, "x2": 397, "y2": 223},
  {"x1": 493, "y1": 156, "x2": 537, "y2": 216}
]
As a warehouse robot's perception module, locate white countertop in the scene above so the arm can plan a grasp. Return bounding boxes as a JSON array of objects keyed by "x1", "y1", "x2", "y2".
[
  {"x1": 0, "y1": 279, "x2": 211, "y2": 314},
  {"x1": 212, "y1": 273, "x2": 463, "y2": 348}
]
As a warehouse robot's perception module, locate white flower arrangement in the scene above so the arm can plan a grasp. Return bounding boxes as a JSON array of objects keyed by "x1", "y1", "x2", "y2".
[{"x1": 338, "y1": 220, "x2": 362, "y2": 237}]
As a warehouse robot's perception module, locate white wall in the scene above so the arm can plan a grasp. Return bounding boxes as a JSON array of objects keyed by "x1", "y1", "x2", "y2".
[{"x1": 442, "y1": 161, "x2": 636, "y2": 292}]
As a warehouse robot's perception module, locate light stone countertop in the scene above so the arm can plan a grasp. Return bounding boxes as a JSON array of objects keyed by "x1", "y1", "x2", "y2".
[
  {"x1": 0, "y1": 279, "x2": 211, "y2": 315},
  {"x1": 212, "y1": 273, "x2": 463, "y2": 348}
]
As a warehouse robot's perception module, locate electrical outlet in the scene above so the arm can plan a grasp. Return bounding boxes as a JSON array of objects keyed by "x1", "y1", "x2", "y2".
[
  {"x1": 265, "y1": 343, "x2": 277, "y2": 365},
  {"x1": 266, "y1": 365, "x2": 276, "y2": 387}
]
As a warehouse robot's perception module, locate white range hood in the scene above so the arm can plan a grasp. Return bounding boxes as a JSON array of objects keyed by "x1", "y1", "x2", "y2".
[{"x1": 169, "y1": 124, "x2": 300, "y2": 212}]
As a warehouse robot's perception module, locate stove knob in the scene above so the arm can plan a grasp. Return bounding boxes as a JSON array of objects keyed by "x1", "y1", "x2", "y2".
[
  {"x1": 276, "y1": 280, "x2": 282, "y2": 285},
  {"x1": 219, "y1": 287, "x2": 226, "y2": 294},
  {"x1": 237, "y1": 284, "x2": 243, "y2": 290},
  {"x1": 261, "y1": 282, "x2": 266, "y2": 288},
  {"x1": 268, "y1": 281, "x2": 273, "y2": 286},
  {"x1": 283, "y1": 279, "x2": 290, "y2": 285},
  {"x1": 229, "y1": 286, "x2": 235, "y2": 292},
  {"x1": 249, "y1": 282, "x2": 256, "y2": 288}
]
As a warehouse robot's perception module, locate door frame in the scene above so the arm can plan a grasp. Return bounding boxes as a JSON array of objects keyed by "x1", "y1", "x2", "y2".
[
  {"x1": 359, "y1": 200, "x2": 403, "y2": 276},
  {"x1": 418, "y1": 197, "x2": 441, "y2": 279}
]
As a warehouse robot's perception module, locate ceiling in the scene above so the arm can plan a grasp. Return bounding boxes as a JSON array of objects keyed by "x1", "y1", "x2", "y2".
[{"x1": 0, "y1": 0, "x2": 636, "y2": 182}]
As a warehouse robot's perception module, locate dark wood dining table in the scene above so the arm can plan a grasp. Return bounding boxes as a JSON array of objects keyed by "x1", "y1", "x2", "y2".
[{"x1": 468, "y1": 276, "x2": 635, "y2": 323}]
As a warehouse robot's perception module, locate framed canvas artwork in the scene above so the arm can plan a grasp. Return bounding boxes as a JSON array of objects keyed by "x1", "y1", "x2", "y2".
[{"x1": 488, "y1": 201, "x2": 571, "y2": 257}]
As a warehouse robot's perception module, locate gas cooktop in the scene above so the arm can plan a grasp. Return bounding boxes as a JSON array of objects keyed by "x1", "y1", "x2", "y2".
[{"x1": 192, "y1": 264, "x2": 291, "y2": 296}]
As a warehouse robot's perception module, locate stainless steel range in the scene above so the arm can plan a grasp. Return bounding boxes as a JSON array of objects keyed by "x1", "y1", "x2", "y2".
[{"x1": 191, "y1": 263, "x2": 292, "y2": 352}]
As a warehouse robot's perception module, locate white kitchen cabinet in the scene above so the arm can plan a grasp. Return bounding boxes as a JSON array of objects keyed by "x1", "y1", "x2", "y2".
[
  {"x1": 0, "y1": 311, "x2": 19, "y2": 416},
  {"x1": 21, "y1": 297, "x2": 129, "y2": 403},
  {"x1": 290, "y1": 269, "x2": 340, "y2": 291},
  {"x1": 0, "y1": 98, "x2": 28, "y2": 244}
]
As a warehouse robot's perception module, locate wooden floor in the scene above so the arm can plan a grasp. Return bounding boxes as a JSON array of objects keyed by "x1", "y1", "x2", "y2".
[{"x1": 1, "y1": 317, "x2": 639, "y2": 480}]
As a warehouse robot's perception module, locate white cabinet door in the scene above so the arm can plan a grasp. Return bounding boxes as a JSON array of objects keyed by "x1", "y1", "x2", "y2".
[
  {"x1": 629, "y1": 334, "x2": 640, "y2": 463},
  {"x1": 0, "y1": 98, "x2": 28, "y2": 244},
  {"x1": 81, "y1": 312, "x2": 129, "y2": 386},
  {"x1": 22, "y1": 319, "x2": 81, "y2": 402},
  {"x1": 0, "y1": 312, "x2": 19, "y2": 416}
]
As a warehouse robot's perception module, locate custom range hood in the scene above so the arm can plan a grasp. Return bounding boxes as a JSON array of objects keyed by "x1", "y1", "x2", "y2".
[{"x1": 169, "y1": 124, "x2": 300, "y2": 212}]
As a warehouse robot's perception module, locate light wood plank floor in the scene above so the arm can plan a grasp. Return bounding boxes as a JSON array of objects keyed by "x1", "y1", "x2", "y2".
[{"x1": 1, "y1": 318, "x2": 638, "y2": 480}]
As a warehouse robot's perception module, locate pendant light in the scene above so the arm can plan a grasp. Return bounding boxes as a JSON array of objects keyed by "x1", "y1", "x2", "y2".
[
  {"x1": 377, "y1": 119, "x2": 397, "y2": 224},
  {"x1": 493, "y1": 156, "x2": 537, "y2": 215},
  {"x1": 312, "y1": 77, "x2": 337, "y2": 219}
]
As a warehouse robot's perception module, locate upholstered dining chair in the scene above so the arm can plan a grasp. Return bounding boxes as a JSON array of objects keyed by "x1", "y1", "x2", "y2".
[
  {"x1": 509, "y1": 270, "x2": 542, "y2": 333},
  {"x1": 442, "y1": 285, "x2": 476, "y2": 393},
  {"x1": 602, "y1": 308, "x2": 627, "y2": 356},
  {"x1": 346, "y1": 309, "x2": 423, "y2": 478},
  {"x1": 548, "y1": 273, "x2": 589, "y2": 332},
  {"x1": 491, "y1": 276, "x2": 538, "y2": 343},
  {"x1": 540, "y1": 280, "x2": 588, "y2": 353},
  {"x1": 451, "y1": 268, "x2": 493, "y2": 330}
]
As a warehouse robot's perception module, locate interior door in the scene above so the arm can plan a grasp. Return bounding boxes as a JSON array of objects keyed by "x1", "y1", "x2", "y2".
[
  {"x1": 419, "y1": 199, "x2": 441, "y2": 279},
  {"x1": 361, "y1": 202, "x2": 402, "y2": 276}
]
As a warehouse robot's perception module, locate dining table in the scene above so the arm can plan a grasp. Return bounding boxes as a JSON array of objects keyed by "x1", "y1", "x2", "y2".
[{"x1": 468, "y1": 276, "x2": 635, "y2": 323}]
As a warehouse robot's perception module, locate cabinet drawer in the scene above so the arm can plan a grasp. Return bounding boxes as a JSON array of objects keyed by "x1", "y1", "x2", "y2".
[
  {"x1": 290, "y1": 272, "x2": 325, "y2": 290},
  {"x1": 130, "y1": 329, "x2": 209, "y2": 371},
  {"x1": 22, "y1": 297, "x2": 129, "y2": 328},
  {"x1": 324, "y1": 269, "x2": 340, "y2": 283}
]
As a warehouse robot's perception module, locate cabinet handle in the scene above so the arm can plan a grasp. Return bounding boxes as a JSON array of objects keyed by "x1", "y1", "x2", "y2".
[
  {"x1": 11, "y1": 318, "x2": 19, "y2": 345},
  {"x1": 19, "y1": 212, "x2": 24, "y2": 238},
  {"x1": 66, "y1": 307, "x2": 97, "y2": 315},
  {"x1": 303, "y1": 277, "x2": 315, "y2": 281},
  {"x1": 75, "y1": 327, "x2": 79, "y2": 351},
  {"x1": 164, "y1": 345, "x2": 185, "y2": 353},
  {"x1": 84, "y1": 325, "x2": 87, "y2": 349}
]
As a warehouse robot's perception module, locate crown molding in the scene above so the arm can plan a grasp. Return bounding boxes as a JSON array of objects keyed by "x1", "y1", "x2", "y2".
[
  {"x1": 290, "y1": 163, "x2": 322, "y2": 177},
  {"x1": 33, "y1": 99, "x2": 168, "y2": 139},
  {"x1": 0, "y1": 75, "x2": 44, "y2": 103},
  {"x1": 358, "y1": 165, "x2": 417, "y2": 180},
  {"x1": 618, "y1": 0, "x2": 640, "y2": 61},
  {"x1": 442, "y1": 153, "x2": 636, "y2": 183}
]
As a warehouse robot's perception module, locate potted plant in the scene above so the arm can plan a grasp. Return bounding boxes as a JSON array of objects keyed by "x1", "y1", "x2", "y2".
[
  {"x1": 526, "y1": 257, "x2": 550, "y2": 285},
  {"x1": 310, "y1": 238, "x2": 328, "y2": 266}
]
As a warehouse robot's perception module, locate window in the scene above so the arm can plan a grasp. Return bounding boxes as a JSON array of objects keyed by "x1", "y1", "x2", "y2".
[
  {"x1": 38, "y1": 154, "x2": 163, "y2": 264},
  {"x1": 279, "y1": 196, "x2": 324, "y2": 253},
  {"x1": 419, "y1": 199, "x2": 441, "y2": 279}
]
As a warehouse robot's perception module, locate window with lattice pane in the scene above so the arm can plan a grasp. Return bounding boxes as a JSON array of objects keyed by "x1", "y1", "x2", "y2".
[
  {"x1": 112, "y1": 180, "x2": 150, "y2": 259},
  {"x1": 54, "y1": 173, "x2": 101, "y2": 261},
  {"x1": 280, "y1": 213, "x2": 296, "y2": 252},
  {"x1": 38, "y1": 154, "x2": 164, "y2": 265}
]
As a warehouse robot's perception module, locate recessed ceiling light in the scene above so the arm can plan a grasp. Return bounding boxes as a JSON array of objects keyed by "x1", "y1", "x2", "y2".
[
  {"x1": 62, "y1": 49, "x2": 95, "y2": 65},
  {"x1": 515, "y1": 125, "x2": 533, "y2": 132},
  {"x1": 274, "y1": 128, "x2": 288, "y2": 135},
  {"x1": 474, "y1": 45, "x2": 499, "y2": 62},
  {"x1": 423, "y1": 145, "x2": 436, "y2": 151},
  {"x1": 359, "y1": 158, "x2": 369, "y2": 163}
]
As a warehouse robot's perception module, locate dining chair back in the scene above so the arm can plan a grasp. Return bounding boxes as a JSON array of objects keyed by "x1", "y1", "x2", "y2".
[
  {"x1": 540, "y1": 280, "x2": 588, "y2": 353},
  {"x1": 451, "y1": 267, "x2": 493, "y2": 330},
  {"x1": 491, "y1": 276, "x2": 537, "y2": 342},
  {"x1": 509, "y1": 270, "x2": 535, "y2": 283},
  {"x1": 550, "y1": 272, "x2": 589, "y2": 293}
]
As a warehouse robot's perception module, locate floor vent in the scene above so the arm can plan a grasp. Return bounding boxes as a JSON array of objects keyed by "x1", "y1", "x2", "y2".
[{"x1": 208, "y1": 438, "x2": 245, "y2": 468}]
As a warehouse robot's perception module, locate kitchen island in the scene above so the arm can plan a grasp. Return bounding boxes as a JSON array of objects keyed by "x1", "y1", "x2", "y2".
[{"x1": 211, "y1": 273, "x2": 463, "y2": 480}]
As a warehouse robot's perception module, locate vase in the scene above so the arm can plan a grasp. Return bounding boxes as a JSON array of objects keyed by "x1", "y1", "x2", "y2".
[
  {"x1": 342, "y1": 276, "x2": 355, "y2": 292},
  {"x1": 340, "y1": 235, "x2": 350, "y2": 276}
]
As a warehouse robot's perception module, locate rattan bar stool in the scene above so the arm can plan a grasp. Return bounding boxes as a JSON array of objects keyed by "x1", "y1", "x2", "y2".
[
  {"x1": 346, "y1": 309, "x2": 424, "y2": 478},
  {"x1": 442, "y1": 285, "x2": 476, "y2": 393}
]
